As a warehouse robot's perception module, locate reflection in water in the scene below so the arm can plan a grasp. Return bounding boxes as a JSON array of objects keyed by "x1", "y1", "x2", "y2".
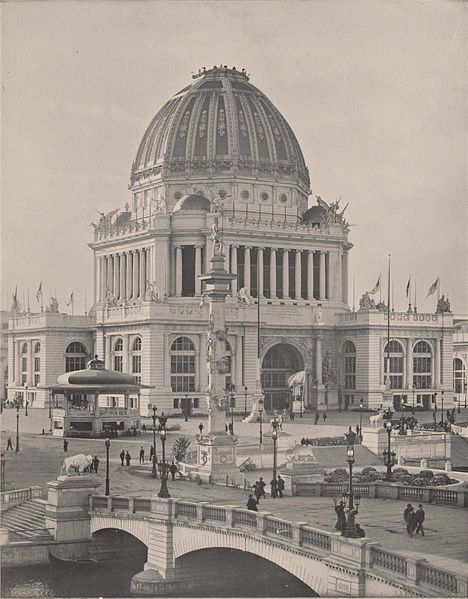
[{"x1": 2, "y1": 549, "x2": 318, "y2": 598}]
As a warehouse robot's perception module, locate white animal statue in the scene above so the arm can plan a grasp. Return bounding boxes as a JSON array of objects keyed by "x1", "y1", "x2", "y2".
[
  {"x1": 60, "y1": 453, "x2": 93, "y2": 477},
  {"x1": 284, "y1": 444, "x2": 316, "y2": 463},
  {"x1": 369, "y1": 411, "x2": 384, "y2": 429}
]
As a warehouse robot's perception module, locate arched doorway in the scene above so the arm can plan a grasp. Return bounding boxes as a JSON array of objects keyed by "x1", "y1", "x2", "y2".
[{"x1": 262, "y1": 344, "x2": 304, "y2": 412}]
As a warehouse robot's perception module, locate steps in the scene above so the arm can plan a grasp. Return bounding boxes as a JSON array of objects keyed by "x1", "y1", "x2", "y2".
[
  {"x1": 2, "y1": 499, "x2": 52, "y2": 541},
  {"x1": 451, "y1": 435, "x2": 468, "y2": 468}
]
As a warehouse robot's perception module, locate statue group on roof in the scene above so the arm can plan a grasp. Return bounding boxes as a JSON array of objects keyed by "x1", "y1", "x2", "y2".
[{"x1": 436, "y1": 295, "x2": 451, "y2": 314}]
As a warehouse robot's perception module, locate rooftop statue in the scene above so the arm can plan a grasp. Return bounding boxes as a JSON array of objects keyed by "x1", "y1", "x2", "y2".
[
  {"x1": 210, "y1": 220, "x2": 224, "y2": 256},
  {"x1": 237, "y1": 287, "x2": 254, "y2": 305},
  {"x1": 436, "y1": 294, "x2": 451, "y2": 314},
  {"x1": 45, "y1": 296, "x2": 59, "y2": 313},
  {"x1": 359, "y1": 291, "x2": 376, "y2": 311}
]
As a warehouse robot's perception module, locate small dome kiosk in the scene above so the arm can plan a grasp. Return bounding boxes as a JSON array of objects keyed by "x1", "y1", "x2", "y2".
[{"x1": 42, "y1": 355, "x2": 152, "y2": 438}]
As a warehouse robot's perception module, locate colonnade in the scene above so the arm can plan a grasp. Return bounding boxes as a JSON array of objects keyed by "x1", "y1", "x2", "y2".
[{"x1": 98, "y1": 248, "x2": 153, "y2": 302}]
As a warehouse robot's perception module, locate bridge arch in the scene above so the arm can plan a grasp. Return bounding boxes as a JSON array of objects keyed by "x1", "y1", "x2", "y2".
[
  {"x1": 90, "y1": 515, "x2": 150, "y2": 548},
  {"x1": 173, "y1": 524, "x2": 328, "y2": 595}
]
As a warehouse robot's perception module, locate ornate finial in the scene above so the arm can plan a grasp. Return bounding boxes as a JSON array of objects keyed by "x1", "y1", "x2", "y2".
[{"x1": 192, "y1": 66, "x2": 250, "y2": 81}]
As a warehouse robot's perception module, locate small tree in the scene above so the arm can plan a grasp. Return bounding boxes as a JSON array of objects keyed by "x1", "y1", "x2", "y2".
[{"x1": 171, "y1": 436, "x2": 191, "y2": 462}]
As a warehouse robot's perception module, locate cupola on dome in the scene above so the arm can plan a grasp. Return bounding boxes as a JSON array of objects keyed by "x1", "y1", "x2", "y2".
[{"x1": 131, "y1": 66, "x2": 310, "y2": 191}]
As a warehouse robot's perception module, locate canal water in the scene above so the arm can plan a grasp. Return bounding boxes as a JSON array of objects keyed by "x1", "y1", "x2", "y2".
[{"x1": 2, "y1": 554, "x2": 317, "y2": 597}]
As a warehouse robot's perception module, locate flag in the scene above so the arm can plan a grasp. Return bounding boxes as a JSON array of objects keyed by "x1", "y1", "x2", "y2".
[
  {"x1": 369, "y1": 275, "x2": 381, "y2": 295},
  {"x1": 426, "y1": 277, "x2": 439, "y2": 298},
  {"x1": 406, "y1": 276, "x2": 411, "y2": 298},
  {"x1": 36, "y1": 281, "x2": 42, "y2": 303},
  {"x1": 66, "y1": 291, "x2": 74, "y2": 307}
]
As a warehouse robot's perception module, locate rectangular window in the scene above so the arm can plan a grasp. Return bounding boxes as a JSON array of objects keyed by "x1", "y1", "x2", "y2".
[
  {"x1": 171, "y1": 377, "x2": 195, "y2": 392},
  {"x1": 34, "y1": 357, "x2": 40, "y2": 373},
  {"x1": 65, "y1": 357, "x2": 86, "y2": 372},
  {"x1": 132, "y1": 355, "x2": 141, "y2": 374},
  {"x1": 193, "y1": 398, "x2": 199, "y2": 409},
  {"x1": 34, "y1": 374, "x2": 40, "y2": 386},
  {"x1": 173, "y1": 398, "x2": 180, "y2": 409},
  {"x1": 114, "y1": 356, "x2": 123, "y2": 372},
  {"x1": 22, "y1": 357, "x2": 27, "y2": 373}
]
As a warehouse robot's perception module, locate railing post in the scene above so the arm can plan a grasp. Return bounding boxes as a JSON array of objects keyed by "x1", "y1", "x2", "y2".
[
  {"x1": 256, "y1": 511, "x2": 272, "y2": 534},
  {"x1": 196, "y1": 501, "x2": 210, "y2": 522},
  {"x1": 107, "y1": 496, "x2": 112, "y2": 511},
  {"x1": 224, "y1": 505, "x2": 236, "y2": 527},
  {"x1": 422, "y1": 488, "x2": 431, "y2": 503},
  {"x1": 456, "y1": 490, "x2": 465, "y2": 507},
  {"x1": 406, "y1": 557, "x2": 428, "y2": 585},
  {"x1": 368, "y1": 483, "x2": 376, "y2": 498},
  {"x1": 364, "y1": 542, "x2": 381, "y2": 569},
  {"x1": 292, "y1": 521, "x2": 308, "y2": 546},
  {"x1": 456, "y1": 575, "x2": 468, "y2": 597}
]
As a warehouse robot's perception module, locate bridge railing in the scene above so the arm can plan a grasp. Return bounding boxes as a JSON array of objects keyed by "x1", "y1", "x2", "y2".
[
  {"x1": 294, "y1": 481, "x2": 468, "y2": 508},
  {"x1": 1, "y1": 486, "x2": 43, "y2": 509},
  {"x1": 89, "y1": 495, "x2": 468, "y2": 597}
]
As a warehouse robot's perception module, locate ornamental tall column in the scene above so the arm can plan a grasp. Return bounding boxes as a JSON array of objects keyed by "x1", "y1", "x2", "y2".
[
  {"x1": 244, "y1": 247, "x2": 251, "y2": 293},
  {"x1": 132, "y1": 250, "x2": 139, "y2": 299},
  {"x1": 230, "y1": 246, "x2": 238, "y2": 294},
  {"x1": 126, "y1": 252, "x2": 133, "y2": 300},
  {"x1": 119, "y1": 254, "x2": 126, "y2": 300},
  {"x1": 139, "y1": 249, "x2": 146, "y2": 298},
  {"x1": 113, "y1": 255, "x2": 120, "y2": 299},
  {"x1": 342, "y1": 250, "x2": 349, "y2": 305},
  {"x1": 295, "y1": 250, "x2": 302, "y2": 299},
  {"x1": 307, "y1": 251, "x2": 314, "y2": 299},
  {"x1": 319, "y1": 251, "x2": 326, "y2": 300},
  {"x1": 106, "y1": 255, "x2": 112, "y2": 296},
  {"x1": 282, "y1": 249, "x2": 289, "y2": 299},
  {"x1": 27, "y1": 339, "x2": 34, "y2": 386},
  {"x1": 14, "y1": 340, "x2": 20, "y2": 385},
  {"x1": 270, "y1": 248, "x2": 277, "y2": 299},
  {"x1": 195, "y1": 246, "x2": 202, "y2": 295},
  {"x1": 175, "y1": 246, "x2": 183, "y2": 297},
  {"x1": 257, "y1": 247, "x2": 264, "y2": 298}
]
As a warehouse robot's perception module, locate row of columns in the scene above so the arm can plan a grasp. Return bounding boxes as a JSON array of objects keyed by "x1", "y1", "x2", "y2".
[
  {"x1": 229, "y1": 246, "x2": 329, "y2": 300},
  {"x1": 98, "y1": 248, "x2": 152, "y2": 302}
]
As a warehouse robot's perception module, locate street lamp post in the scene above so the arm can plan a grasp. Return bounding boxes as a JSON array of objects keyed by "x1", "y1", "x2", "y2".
[
  {"x1": 243, "y1": 386, "x2": 248, "y2": 419},
  {"x1": 383, "y1": 420, "x2": 396, "y2": 481},
  {"x1": 258, "y1": 395, "x2": 264, "y2": 445},
  {"x1": 271, "y1": 417, "x2": 279, "y2": 481},
  {"x1": 105, "y1": 437, "x2": 110, "y2": 496},
  {"x1": 399, "y1": 394, "x2": 404, "y2": 435},
  {"x1": 150, "y1": 405, "x2": 158, "y2": 479},
  {"x1": 464, "y1": 381, "x2": 467, "y2": 409},
  {"x1": 342, "y1": 430, "x2": 361, "y2": 538},
  {"x1": 359, "y1": 400, "x2": 363, "y2": 443},
  {"x1": 158, "y1": 413, "x2": 170, "y2": 498},
  {"x1": 433, "y1": 392, "x2": 438, "y2": 430},
  {"x1": 230, "y1": 388, "x2": 235, "y2": 434},
  {"x1": 25, "y1": 386, "x2": 28, "y2": 416},
  {"x1": 441, "y1": 390, "x2": 445, "y2": 425},
  {"x1": 412, "y1": 384, "x2": 416, "y2": 415},
  {"x1": 15, "y1": 401, "x2": 20, "y2": 453},
  {"x1": 184, "y1": 392, "x2": 189, "y2": 422},
  {"x1": 299, "y1": 389, "x2": 303, "y2": 419}
]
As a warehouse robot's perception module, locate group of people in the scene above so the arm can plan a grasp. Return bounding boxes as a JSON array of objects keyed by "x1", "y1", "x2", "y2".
[
  {"x1": 119, "y1": 449, "x2": 132, "y2": 466},
  {"x1": 247, "y1": 475, "x2": 286, "y2": 510},
  {"x1": 334, "y1": 501, "x2": 365, "y2": 537},
  {"x1": 403, "y1": 504, "x2": 425, "y2": 537}
]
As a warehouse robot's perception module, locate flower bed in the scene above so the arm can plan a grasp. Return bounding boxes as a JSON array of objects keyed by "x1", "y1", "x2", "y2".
[{"x1": 324, "y1": 466, "x2": 458, "y2": 486}]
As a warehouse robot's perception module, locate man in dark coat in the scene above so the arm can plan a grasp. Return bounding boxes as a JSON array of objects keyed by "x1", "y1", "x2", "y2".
[
  {"x1": 403, "y1": 504, "x2": 416, "y2": 537},
  {"x1": 415, "y1": 504, "x2": 425, "y2": 536},
  {"x1": 125, "y1": 451, "x2": 131, "y2": 466},
  {"x1": 246, "y1": 494, "x2": 258, "y2": 512},
  {"x1": 270, "y1": 477, "x2": 278, "y2": 498},
  {"x1": 258, "y1": 477, "x2": 266, "y2": 499},
  {"x1": 277, "y1": 475, "x2": 285, "y2": 498},
  {"x1": 169, "y1": 462, "x2": 178, "y2": 481},
  {"x1": 120, "y1": 449, "x2": 125, "y2": 466},
  {"x1": 139, "y1": 446, "x2": 145, "y2": 463},
  {"x1": 335, "y1": 501, "x2": 346, "y2": 533},
  {"x1": 198, "y1": 422, "x2": 204, "y2": 435},
  {"x1": 93, "y1": 456, "x2": 100, "y2": 474},
  {"x1": 63, "y1": 440, "x2": 69, "y2": 452}
]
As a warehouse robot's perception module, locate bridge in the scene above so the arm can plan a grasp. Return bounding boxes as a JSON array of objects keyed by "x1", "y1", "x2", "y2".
[{"x1": 87, "y1": 494, "x2": 467, "y2": 597}]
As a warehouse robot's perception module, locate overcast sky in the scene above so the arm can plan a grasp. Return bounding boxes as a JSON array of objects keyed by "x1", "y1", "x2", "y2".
[{"x1": 1, "y1": 1, "x2": 466, "y2": 315}]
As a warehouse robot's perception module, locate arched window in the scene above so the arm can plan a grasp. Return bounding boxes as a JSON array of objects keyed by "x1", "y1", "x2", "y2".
[
  {"x1": 113, "y1": 337, "x2": 124, "y2": 372},
  {"x1": 132, "y1": 336, "x2": 142, "y2": 383},
  {"x1": 342, "y1": 341, "x2": 356, "y2": 390},
  {"x1": 454, "y1": 358, "x2": 466, "y2": 394},
  {"x1": 65, "y1": 341, "x2": 87, "y2": 372},
  {"x1": 384, "y1": 340, "x2": 404, "y2": 389},
  {"x1": 170, "y1": 337, "x2": 195, "y2": 392},
  {"x1": 21, "y1": 342, "x2": 28, "y2": 385},
  {"x1": 413, "y1": 341, "x2": 432, "y2": 389},
  {"x1": 34, "y1": 342, "x2": 41, "y2": 386}
]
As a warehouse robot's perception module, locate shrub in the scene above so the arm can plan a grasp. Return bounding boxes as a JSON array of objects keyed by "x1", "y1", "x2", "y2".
[
  {"x1": 412, "y1": 477, "x2": 427, "y2": 486},
  {"x1": 393, "y1": 467, "x2": 409, "y2": 476},
  {"x1": 361, "y1": 467, "x2": 377, "y2": 474},
  {"x1": 419, "y1": 470, "x2": 434, "y2": 478}
]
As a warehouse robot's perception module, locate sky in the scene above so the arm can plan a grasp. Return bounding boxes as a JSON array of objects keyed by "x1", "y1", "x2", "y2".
[{"x1": 1, "y1": 1, "x2": 467, "y2": 315}]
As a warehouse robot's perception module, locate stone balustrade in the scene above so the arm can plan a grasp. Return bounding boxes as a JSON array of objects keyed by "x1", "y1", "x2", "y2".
[
  {"x1": 0, "y1": 486, "x2": 43, "y2": 509},
  {"x1": 294, "y1": 481, "x2": 468, "y2": 508},
  {"x1": 89, "y1": 494, "x2": 467, "y2": 596}
]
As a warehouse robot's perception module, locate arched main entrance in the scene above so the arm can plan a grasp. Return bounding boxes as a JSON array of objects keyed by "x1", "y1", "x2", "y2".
[{"x1": 262, "y1": 344, "x2": 304, "y2": 412}]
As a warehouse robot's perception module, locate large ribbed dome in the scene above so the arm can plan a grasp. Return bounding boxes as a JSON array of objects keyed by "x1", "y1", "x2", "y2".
[{"x1": 131, "y1": 66, "x2": 310, "y2": 191}]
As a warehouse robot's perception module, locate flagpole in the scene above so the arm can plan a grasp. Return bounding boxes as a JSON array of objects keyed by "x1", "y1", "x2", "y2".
[
  {"x1": 27, "y1": 288, "x2": 30, "y2": 314},
  {"x1": 414, "y1": 280, "x2": 417, "y2": 313},
  {"x1": 379, "y1": 273, "x2": 382, "y2": 304},
  {"x1": 352, "y1": 276, "x2": 355, "y2": 312},
  {"x1": 392, "y1": 281, "x2": 394, "y2": 313},
  {"x1": 386, "y1": 254, "x2": 391, "y2": 388}
]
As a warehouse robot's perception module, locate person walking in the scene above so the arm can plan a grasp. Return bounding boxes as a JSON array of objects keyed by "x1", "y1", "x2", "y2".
[
  {"x1": 139, "y1": 446, "x2": 145, "y2": 463},
  {"x1": 120, "y1": 449, "x2": 125, "y2": 466},
  {"x1": 403, "y1": 504, "x2": 416, "y2": 537},
  {"x1": 6, "y1": 437, "x2": 13, "y2": 451},
  {"x1": 142, "y1": 423, "x2": 146, "y2": 433},
  {"x1": 291, "y1": 411, "x2": 295, "y2": 421},
  {"x1": 314, "y1": 412, "x2": 319, "y2": 425},
  {"x1": 169, "y1": 462, "x2": 178, "y2": 481},
  {"x1": 93, "y1": 456, "x2": 100, "y2": 474},
  {"x1": 258, "y1": 477, "x2": 266, "y2": 499},
  {"x1": 253, "y1": 481, "x2": 262, "y2": 503},
  {"x1": 356, "y1": 424, "x2": 360, "y2": 438},
  {"x1": 63, "y1": 440, "x2": 69, "y2": 453},
  {"x1": 270, "y1": 476, "x2": 278, "y2": 499},
  {"x1": 277, "y1": 475, "x2": 285, "y2": 498},
  {"x1": 198, "y1": 422, "x2": 204, "y2": 435},
  {"x1": 415, "y1": 504, "x2": 425, "y2": 536},
  {"x1": 246, "y1": 494, "x2": 258, "y2": 512},
  {"x1": 228, "y1": 422, "x2": 234, "y2": 435},
  {"x1": 323, "y1": 412, "x2": 327, "y2": 423},
  {"x1": 149, "y1": 445, "x2": 154, "y2": 462},
  {"x1": 125, "y1": 451, "x2": 131, "y2": 466}
]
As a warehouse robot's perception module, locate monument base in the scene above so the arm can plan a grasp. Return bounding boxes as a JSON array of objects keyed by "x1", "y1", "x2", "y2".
[
  {"x1": 280, "y1": 461, "x2": 325, "y2": 496},
  {"x1": 195, "y1": 433, "x2": 240, "y2": 483}
]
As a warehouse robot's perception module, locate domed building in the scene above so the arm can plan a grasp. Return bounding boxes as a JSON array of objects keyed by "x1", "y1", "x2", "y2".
[{"x1": 7, "y1": 67, "x2": 456, "y2": 426}]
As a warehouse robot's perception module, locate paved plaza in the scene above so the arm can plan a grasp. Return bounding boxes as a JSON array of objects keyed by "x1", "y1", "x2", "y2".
[{"x1": 2, "y1": 407, "x2": 468, "y2": 575}]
